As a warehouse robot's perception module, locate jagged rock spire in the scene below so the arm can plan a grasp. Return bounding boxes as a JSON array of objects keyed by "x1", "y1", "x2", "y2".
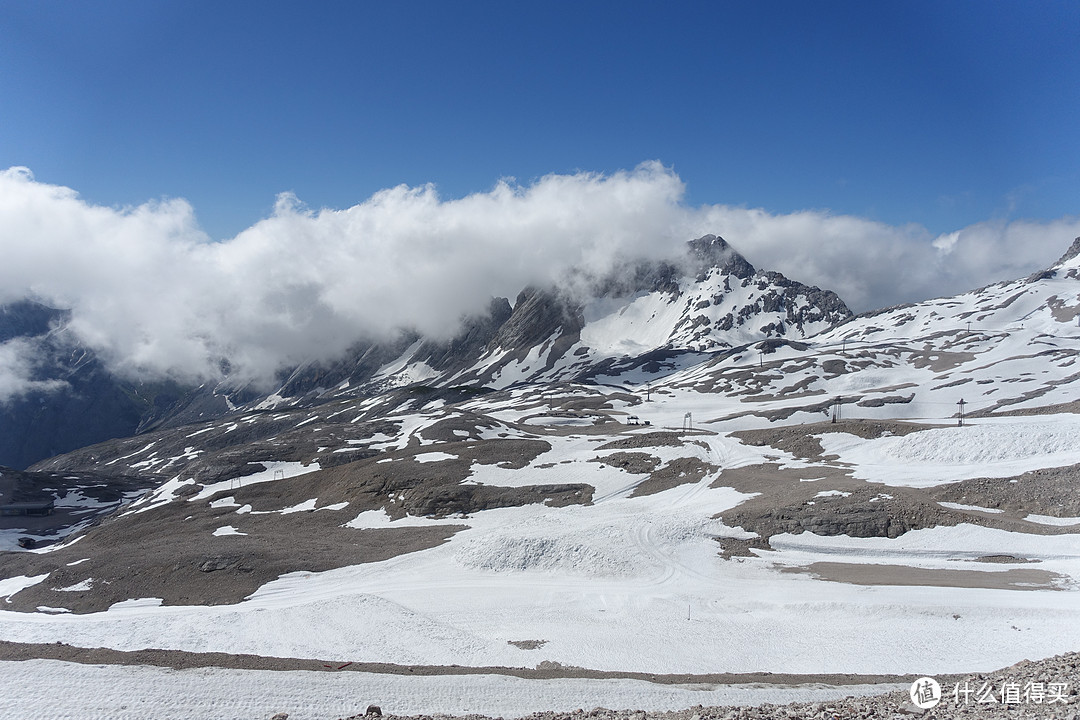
[
  {"x1": 1053, "y1": 236, "x2": 1080, "y2": 268},
  {"x1": 686, "y1": 234, "x2": 755, "y2": 279}
]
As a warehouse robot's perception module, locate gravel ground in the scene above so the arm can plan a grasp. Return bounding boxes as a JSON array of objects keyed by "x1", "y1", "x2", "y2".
[{"x1": 0, "y1": 641, "x2": 908, "y2": 686}]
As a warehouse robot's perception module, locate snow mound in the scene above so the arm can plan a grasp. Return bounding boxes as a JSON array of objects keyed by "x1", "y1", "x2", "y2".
[
  {"x1": 818, "y1": 417, "x2": 1080, "y2": 485},
  {"x1": 454, "y1": 524, "x2": 637, "y2": 576},
  {"x1": 886, "y1": 421, "x2": 1080, "y2": 464}
]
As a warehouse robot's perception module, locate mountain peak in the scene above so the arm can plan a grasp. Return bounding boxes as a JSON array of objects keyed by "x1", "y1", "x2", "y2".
[
  {"x1": 686, "y1": 234, "x2": 755, "y2": 280},
  {"x1": 1052, "y1": 236, "x2": 1080, "y2": 268}
]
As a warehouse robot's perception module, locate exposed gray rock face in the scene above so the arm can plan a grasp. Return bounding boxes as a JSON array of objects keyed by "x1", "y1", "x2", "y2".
[
  {"x1": 275, "y1": 335, "x2": 418, "y2": 399},
  {"x1": 417, "y1": 297, "x2": 514, "y2": 369},
  {"x1": 593, "y1": 235, "x2": 755, "y2": 299},
  {"x1": 686, "y1": 234, "x2": 756, "y2": 280},
  {"x1": 401, "y1": 482, "x2": 592, "y2": 518},
  {"x1": 589, "y1": 256, "x2": 682, "y2": 298},
  {"x1": 757, "y1": 270, "x2": 852, "y2": 333},
  {"x1": 490, "y1": 288, "x2": 583, "y2": 351},
  {"x1": 256, "y1": 295, "x2": 514, "y2": 400},
  {"x1": 0, "y1": 301, "x2": 68, "y2": 342},
  {"x1": 723, "y1": 489, "x2": 959, "y2": 541},
  {"x1": 1053, "y1": 236, "x2": 1080, "y2": 267}
]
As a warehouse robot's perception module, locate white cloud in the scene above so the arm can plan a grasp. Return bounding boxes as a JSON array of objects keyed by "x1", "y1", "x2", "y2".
[
  {"x1": 0, "y1": 163, "x2": 694, "y2": 390},
  {"x1": 0, "y1": 163, "x2": 1076, "y2": 397},
  {"x1": 694, "y1": 206, "x2": 1080, "y2": 311},
  {"x1": 0, "y1": 338, "x2": 68, "y2": 401}
]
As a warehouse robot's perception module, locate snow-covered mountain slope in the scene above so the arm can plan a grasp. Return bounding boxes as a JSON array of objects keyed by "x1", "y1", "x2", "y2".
[
  {"x1": 0, "y1": 235, "x2": 842, "y2": 467},
  {"x1": 364, "y1": 235, "x2": 851, "y2": 392},
  {"x1": 3, "y1": 237, "x2": 1080, "y2": 688},
  {"x1": 656, "y1": 237, "x2": 1080, "y2": 428}
]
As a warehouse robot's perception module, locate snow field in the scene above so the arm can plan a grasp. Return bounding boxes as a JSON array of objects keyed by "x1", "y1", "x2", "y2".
[
  {"x1": 450, "y1": 482, "x2": 750, "y2": 578},
  {"x1": 463, "y1": 434, "x2": 641, "y2": 494},
  {"x1": 414, "y1": 451, "x2": 459, "y2": 463},
  {"x1": 1027, "y1": 514, "x2": 1080, "y2": 527},
  {"x1": 344, "y1": 509, "x2": 451, "y2": 529},
  {"x1": 188, "y1": 461, "x2": 322, "y2": 502},
  {"x1": 938, "y1": 502, "x2": 1002, "y2": 514},
  {"x1": 3, "y1": 474, "x2": 1080, "y2": 676},
  {"x1": 768, "y1": 524, "x2": 1080, "y2": 572},
  {"x1": 816, "y1": 415, "x2": 1080, "y2": 486},
  {"x1": 626, "y1": 279, "x2": 1080, "y2": 430},
  {"x1": 0, "y1": 660, "x2": 905, "y2": 720},
  {"x1": 8, "y1": 317, "x2": 1080, "y2": 695},
  {"x1": 522, "y1": 415, "x2": 597, "y2": 427},
  {"x1": 580, "y1": 291, "x2": 688, "y2": 356},
  {"x1": 372, "y1": 340, "x2": 439, "y2": 387}
]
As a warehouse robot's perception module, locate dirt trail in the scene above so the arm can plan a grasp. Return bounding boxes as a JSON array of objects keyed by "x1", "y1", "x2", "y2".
[{"x1": 0, "y1": 639, "x2": 913, "y2": 686}]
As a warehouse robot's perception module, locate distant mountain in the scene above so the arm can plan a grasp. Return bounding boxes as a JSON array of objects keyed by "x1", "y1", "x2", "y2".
[
  {"x1": 256, "y1": 234, "x2": 853, "y2": 402},
  {"x1": 656, "y1": 235, "x2": 1080, "y2": 425},
  {"x1": 25, "y1": 236, "x2": 1080, "y2": 508},
  {"x1": 0, "y1": 301, "x2": 195, "y2": 469},
  {"x1": 0, "y1": 234, "x2": 849, "y2": 468}
]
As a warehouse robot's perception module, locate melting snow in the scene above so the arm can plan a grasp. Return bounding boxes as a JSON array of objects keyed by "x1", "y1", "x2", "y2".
[
  {"x1": 57, "y1": 579, "x2": 94, "y2": 592},
  {"x1": 344, "y1": 510, "x2": 453, "y2": 529},
  {"x1": 190, "y1": 462, "x2": 321, "y2": 502},
  {"x1": 413, "y1": 451, "x2": 458, "y2": 463},
  {"x1": 939, "y1": 502, "x2": 1004, "y2": 514},
  {"x1": 0, "y1": 659, "x2": 902, "y2": 720},
  {"x1": 816, "y1": 417, "x2": 1080, "y2": 486},
  {"x1": 279, "y1": 499, "x2": 318, "y2": 514},
  {"x1": 1025, "y1": 514, "x2": 1080, "y2": 526}
]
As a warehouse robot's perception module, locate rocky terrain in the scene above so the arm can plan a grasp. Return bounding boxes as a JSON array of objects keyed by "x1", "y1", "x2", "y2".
[
  {"x1": 0, "y1": 641, "x2": 1075, "y2": 719},
  {"x1": 2, "y1": 236, "x2": 1080, "y2": 719},
  {"x1": 333, "y1": 651, "x2": 1079, "y2": 720}
]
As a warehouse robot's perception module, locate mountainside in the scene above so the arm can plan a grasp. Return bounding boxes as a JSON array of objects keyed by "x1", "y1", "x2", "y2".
[
  {"x1": 659, "y1": 235, "x2": 1080, "y2": 423},
  {"x1": 0, "y1": 301, "x2": 196, "y2": 469},
  {"x1": 0, "y1": 235, "x2": 850, "y2": 467},
  {"x1": 2, "y1": 236, "x2": 1079, "y2": 689},
  {"x1": 240, "y1": 234, "x2": 852, "y2": 406}
]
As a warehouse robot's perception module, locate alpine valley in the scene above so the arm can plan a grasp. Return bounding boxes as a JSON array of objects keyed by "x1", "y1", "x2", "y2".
[{"x1": 3, "y1": 235, "x2": 1080, "y2": 717}]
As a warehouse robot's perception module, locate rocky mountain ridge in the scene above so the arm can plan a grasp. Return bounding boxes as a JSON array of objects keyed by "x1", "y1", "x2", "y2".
[{"x1": 0, "y1": 235, "x2": 850, "y2": 468}]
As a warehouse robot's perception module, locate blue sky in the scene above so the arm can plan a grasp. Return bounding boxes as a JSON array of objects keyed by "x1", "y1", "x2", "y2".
[
  {"x1": 2, "y1": 1, "x2": 1077, "y2": 241},
  {"x1": 2, "y1": 1, "x2": 1080, "y2": 394}
]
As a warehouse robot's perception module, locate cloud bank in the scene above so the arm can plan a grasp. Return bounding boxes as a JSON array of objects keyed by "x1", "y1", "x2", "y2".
[
  {"x1": 0, "y1": 337, "x2": 69, "y2": 400},
  {"x1": 697, "y1": 207, "x2": 1080, "y2": 312},
  {"x1": 0, "y1": 163, "x2": 1077, "y2": 400}
]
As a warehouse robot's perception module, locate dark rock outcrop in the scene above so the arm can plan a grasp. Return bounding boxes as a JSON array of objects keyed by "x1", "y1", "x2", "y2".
[{"x1": 1053, "y1": 236, "x2": 1080, "y2": 267}]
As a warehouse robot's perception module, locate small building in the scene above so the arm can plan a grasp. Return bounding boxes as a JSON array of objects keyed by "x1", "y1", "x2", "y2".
[{"x1": 0, "y1": 499, "x2": 55, "y2": 517}]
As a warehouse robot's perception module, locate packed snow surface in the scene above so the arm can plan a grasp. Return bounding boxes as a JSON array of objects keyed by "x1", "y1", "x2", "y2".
[
  {"x1": 0, "y1": 660, "x2": 902, "y2": 720},
  {"x1": 815, "y1": 416, "x2": 1080, "y2": 486}
]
